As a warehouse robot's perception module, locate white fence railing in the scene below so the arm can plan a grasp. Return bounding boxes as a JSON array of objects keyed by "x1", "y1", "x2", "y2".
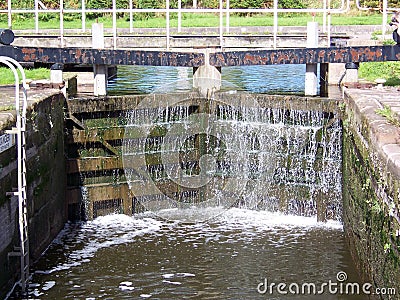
[{"x1": 1, "y1": 0, "x2": 399, "y2": 49}]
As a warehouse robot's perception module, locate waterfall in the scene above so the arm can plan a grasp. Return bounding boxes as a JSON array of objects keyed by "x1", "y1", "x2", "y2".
[{"x1": 122, "y1": 92, "x2": 342, "y2": 222}]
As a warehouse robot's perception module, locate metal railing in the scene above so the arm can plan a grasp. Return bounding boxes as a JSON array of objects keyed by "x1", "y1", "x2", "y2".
[
  {"x1": 1, "y1": 0, "x2": 399, "y2": 49},
  {"x1": 0, "y1": 56, "x2": 29, "y2": 295},
  {"x1": 355, "y1": 0, "x2": 399, "y2": 37}
]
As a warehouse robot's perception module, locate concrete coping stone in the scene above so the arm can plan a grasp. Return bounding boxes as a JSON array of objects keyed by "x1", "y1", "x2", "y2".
[{"x1": 345, "y1": 87, "x2": 400, "y2": 178}]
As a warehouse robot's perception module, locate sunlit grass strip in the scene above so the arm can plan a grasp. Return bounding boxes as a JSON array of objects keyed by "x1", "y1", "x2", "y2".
[
  {"x1": 359, "y1": 62, "x2": 400, "y2": 86},
  {"x1": 0, "y1": 67, "x2": 50, "y2": 85},
  {"x1": 0, "y1": 12, "x2": 384, "y2": 30}
]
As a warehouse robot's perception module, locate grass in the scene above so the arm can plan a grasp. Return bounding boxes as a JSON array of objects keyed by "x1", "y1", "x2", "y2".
[
  {"x1": 0, "y1": 105, "x2": 15, "y2": 111},
  {"x1": 0, "y1": 11, "x2": 385, "y2": 30},
  {"x1": 0, "y1": 67, "x2": 50, "y2": 85},
  {"x1": 376, "y1": 105, "x2": 400, "y2": 127},
  {"x1": 359, "y1": 62, "x2": 400, "y2": 86}
]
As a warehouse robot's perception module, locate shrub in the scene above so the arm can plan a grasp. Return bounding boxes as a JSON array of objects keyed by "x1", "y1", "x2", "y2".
[
  {"x1": 279, "y1": 0, "x2": 305, "y2": 9},
  {"x1": 86, "y1": 0, "x2": 133, "y2": 19},
  {"x1": 230, "y1": 0, "x2": 265, "y2": 9},
  {"x1": 357, "y1": 0, "x2": 399, "y2": 9}
]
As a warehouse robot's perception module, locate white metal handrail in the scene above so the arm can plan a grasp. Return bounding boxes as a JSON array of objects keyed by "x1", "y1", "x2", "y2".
[
  {"x1": 355, "y1": 0, "x2": 400, "y2": 38},
  {"x1": 1, "y1": 0, "x2": 398, "y2": 49},
  {"x1": 0, "y1": 56, "x2": 29, "y2": 295}
]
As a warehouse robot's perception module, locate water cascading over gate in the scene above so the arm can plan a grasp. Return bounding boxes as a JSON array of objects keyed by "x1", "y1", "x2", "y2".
[
  {"x1": 65, "y1": 89, "x2": 341, "y2": 221},
  {"x1": 120, "y1": 91, "x2": 342, "y2": 222}
]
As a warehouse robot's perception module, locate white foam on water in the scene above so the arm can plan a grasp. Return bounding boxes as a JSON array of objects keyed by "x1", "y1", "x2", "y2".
[
  {"x1": 119, "y1": 281, "x2": 135, "y2": 291},
  {"x1": 140, "y1": 294, "x2": 152, "y2": 298},
  {"x1": 216, "y1": 208, "x2": 343, "y2": 231},
  {"x1": 119, "y1": 285, "x2": 135, "y2": 291},
  {"x1": 32, "y1": 289, "x2": 44, "y2": 297},
  {"x1": 162, "y1": 280, "x2": 182, "y2": 285},
  {"x1": 162, "y1": 273, "x2": 195, "y2": 279},
  {"x1": 42, "y1": 281, "x2": 56, "y2": 291},
  {"x1": 47, "y1": 214, "x2": 164, "y2": 273},
  {"x1": 176, "y1": 273, "x2": 195, "y2": 277},
  {"x1": 40, "y1": 208, "x2": 342, "y2": 275},
  {"x1": 152, "y1": 206, "x2": 227, "y2": 223},
  {"x1": 152, "y1": 207, "x2": 342, "y2": 231}
]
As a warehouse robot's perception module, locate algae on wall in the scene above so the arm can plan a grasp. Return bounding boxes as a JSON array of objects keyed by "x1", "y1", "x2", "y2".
[
  {"x1": 342, "y1": 93, "x2": 400, "y2": 298},
  {"x1": 0, "y1": 92, "x2": 67, "y2": 298}
]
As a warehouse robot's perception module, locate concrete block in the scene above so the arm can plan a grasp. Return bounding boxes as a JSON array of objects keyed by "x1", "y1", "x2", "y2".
[
  {"x1": 328, "y1": 63, "x2": 346, "y2": 85},
  {"x1": 94, "y1": 65, "x2": 108, "y2": 96},
  {"x1": 305, "y1": 63, "x2": 318, "y2": 96},
  {"x1": 50, "y1": 69, "x2": 63, "y2": 84},
  {"x1": 92, "y1": 23, "x2": 105, "y2": 49}
]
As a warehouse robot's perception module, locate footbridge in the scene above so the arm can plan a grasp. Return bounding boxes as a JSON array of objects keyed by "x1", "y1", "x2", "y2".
[
  {"x1": 1, "y1": 0, "x2": 400, "y2": 95},
  {"x1": 1, "y1": 44, "x2": 399, "y2": 67},
  {"x1": 1, "y1": 42, "x2": 400, "y2": 96}
]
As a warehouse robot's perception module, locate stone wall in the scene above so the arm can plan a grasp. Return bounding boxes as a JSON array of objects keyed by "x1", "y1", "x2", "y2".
[
  {"x1": 0, "y1": 91, "x2": 67, "y2": 298},
  {"x1": 343, "y1": 89, "x2": 400, "y2": 298}
]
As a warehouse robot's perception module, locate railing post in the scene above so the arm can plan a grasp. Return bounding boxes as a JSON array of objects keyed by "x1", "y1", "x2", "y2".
[
  {"x1": 327, "y1": 0, "x2": 331, "y2": 47},
  {"x1": 60, "y1": 0, "x2": 64, "y2": 47},
  {"x1": 219, "y1": 0, "x2": 223, "y2": 47},
  {"x1": 82, "y1": 0, "x2": 86, "y2": 32},
  {"x1": 178, "y1": 0, "x2": 182, "y2": 33},
  {"x1": 226, "y1": 0, "x2": 230, "y2": 34},
  {"x1": 129, "y1": 0, "x2": 133, "y2": 33},
  {"x1": 382, "y1": 0, "x2": 388, "y2": 39},
  {"x1": 35, "y1": 0, "x2": 39, "y2": 33},
  {"x1": 7, "y1": 0, "x2": 11, "y2": 28},
  {"x1": 273, "y1": 0, "x2": 278, "y2": 49},
  {"x1": 112, "y1": 0, "x2": 117, "y2": 49},
  {"x1": 166, "y1": 0, "x2": 170, "y2": 50},
  {"x1": 322, "y1": 0, "x2": 327, "y2": 33}
]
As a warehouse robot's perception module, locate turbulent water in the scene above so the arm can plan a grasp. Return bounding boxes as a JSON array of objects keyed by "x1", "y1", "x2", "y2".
[
  {"x1": 122, "y1": 90, "x2": 342, "y2": 222},
  {"x1": 24, "y1": 209, "x2": 364, "y2": 300},
  {"x1": 10, "y1": 65, "x2": 358, "y2": 299}
]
